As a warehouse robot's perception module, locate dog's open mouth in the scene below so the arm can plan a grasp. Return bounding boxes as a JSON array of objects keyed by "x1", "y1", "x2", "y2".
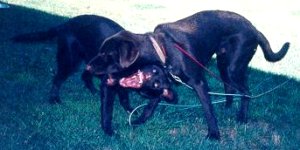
[{"x1": 119, "y1": 70, "x2": 152, "y2": 89}]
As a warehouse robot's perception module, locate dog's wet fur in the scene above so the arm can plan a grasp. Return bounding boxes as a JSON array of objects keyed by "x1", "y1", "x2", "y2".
[
  {"x1": 12, "y1": 15, "x2": 177, "y2": 132},
  {"x1": 87, "y1": 10, "x2": 289, "y2": 140}
]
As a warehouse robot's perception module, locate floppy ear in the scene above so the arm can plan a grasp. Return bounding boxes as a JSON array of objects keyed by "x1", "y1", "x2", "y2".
[
  {"x1": 114, "y1": 31, "x2": 140, "y2": 68},
  {"x1": 118, "y1": 43, "x2": 139, "y2": 68},
  {"x1": 100, "y1": 30, "x2": 141, "y2": 69}
]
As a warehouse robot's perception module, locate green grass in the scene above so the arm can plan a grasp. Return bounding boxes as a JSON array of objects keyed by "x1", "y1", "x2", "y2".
[{"x1": 1, "y1": 1, "x2": 300, "y2": 149}]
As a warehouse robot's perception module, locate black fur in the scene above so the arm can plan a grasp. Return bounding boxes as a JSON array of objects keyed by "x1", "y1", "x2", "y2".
[
  {"x1": 87, "y1": 10, "x2": 289, "y2": 140},
  {"x1": 12, "y1": 15, "x2": 178, "y2": 135},
  {"x1": 12, "y1": 15, "x2": 124, "y2": 103},
  {"x1": 96, "y1": 65, "x2": 178, "y2": 133}
]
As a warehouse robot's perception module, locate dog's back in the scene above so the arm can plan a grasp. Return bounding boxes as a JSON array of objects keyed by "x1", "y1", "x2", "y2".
[
  {"x1": 12, "y1": 15, "x2": 125, "y2": 104},
  {"x1": 155, "y1": 10, "x2": 288, "y2": 63},
  {"x1": 11, "y1": 15, "x2": 124, "y2": 45}
]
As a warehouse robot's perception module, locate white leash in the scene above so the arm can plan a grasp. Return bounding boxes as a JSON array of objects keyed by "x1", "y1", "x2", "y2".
[{"x1": 128, "y1": 78, "x2": 291, "y2": 125}]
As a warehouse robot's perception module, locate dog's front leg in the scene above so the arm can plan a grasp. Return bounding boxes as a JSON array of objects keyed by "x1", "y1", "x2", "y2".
[
  {"x1": 100, "y1": 82, "x2": 116, "y2": 135},
  {"x1": 81, "y1": 70, "x2": 98, "y2": 94},
  {"x1": 192, "y1": 80, "x2": 220, "y2": 140},
  {"x1": 131, "y1": 98, "x2": 160, "y2": 125},
  {"x1": 117, "y1": 89, "x2": 134, "y2": 113}
]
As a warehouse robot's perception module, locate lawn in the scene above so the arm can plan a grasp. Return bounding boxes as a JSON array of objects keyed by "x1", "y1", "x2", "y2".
[{"x1": 1, "y1": 0, "x2": 299, "y2": 149}]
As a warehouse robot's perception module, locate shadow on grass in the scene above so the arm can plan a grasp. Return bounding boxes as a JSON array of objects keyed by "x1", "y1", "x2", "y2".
[
  {"x1": 0, "y1": 4, "x2": 67, "y2": 40},
  {"x1": 0, "y1": 4, "x2": 299, "y2": 149}
]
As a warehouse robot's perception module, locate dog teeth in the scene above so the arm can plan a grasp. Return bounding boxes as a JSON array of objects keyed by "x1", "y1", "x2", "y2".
[{"x1": 137, "y1": 70, "x2": 144, "y2": 84}]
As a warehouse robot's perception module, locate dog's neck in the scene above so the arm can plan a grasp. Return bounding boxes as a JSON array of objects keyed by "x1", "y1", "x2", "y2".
[
  {"x1": 149, "y1": 35, "x2": 166, "y2": 64},
  {"x1": 148, "y1": 35, "x2": 192, "y2": 88},
  {"x1": 148, "y1": 35, "x2": 180, "y2": 85}
]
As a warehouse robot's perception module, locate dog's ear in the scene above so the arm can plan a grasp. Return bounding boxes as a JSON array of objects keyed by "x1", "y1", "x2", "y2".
[
  {"x1": 107, "y1": 31, "x2": 140, "y2": 69},
  {"x1": 118, "y1": 43, "x2": 139, "y2": 68}
]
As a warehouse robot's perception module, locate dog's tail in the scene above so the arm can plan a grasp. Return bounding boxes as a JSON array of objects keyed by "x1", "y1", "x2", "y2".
[
  {"x1": 11, "y1": 27, "x2": 59, "y2": 42},
  {"x1": 257, "y1": 31, "x2": 289, "y2": 62}
]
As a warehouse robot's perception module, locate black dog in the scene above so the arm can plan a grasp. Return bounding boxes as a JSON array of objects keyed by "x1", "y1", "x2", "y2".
[
  {"x1": 12, "y1": 15, "x2": 124, "y2": 104},
  {"x1": 87, "y1": 10, "x2": 289, "y2": 140},
  {"x1": 12, "y1": 15, "x2": 177, "y2": 133},
  {"x1": 96, "y1": 64, "x2": 178, "y2": 133}
]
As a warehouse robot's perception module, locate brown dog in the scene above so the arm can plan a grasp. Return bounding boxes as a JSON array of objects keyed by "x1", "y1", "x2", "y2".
[
  {"x1": 12, "y1": 15, "x2": 178, "y2": 135},
  {"x1": 12, "y1": 15, "x2": 124, "y2": 104},
  {"x1": 87, "y1": 10, "x2": 289, "y2": 140}
]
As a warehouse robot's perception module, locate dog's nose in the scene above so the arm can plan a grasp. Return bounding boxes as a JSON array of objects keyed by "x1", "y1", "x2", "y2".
[{"x1": 86, "y1": 65, "x2": 92, "y2": 72}]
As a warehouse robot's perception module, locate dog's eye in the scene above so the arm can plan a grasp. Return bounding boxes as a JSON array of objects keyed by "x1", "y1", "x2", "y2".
[
  {"x1": 153, "y1": 81, "x2": 160, "y2": 88},
  {"x1": 152, "y1": 69, "x2": 158, "y2": 74}
]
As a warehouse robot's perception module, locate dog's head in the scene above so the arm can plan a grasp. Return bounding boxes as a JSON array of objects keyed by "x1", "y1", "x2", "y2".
[
  {"x1": 86, "y1": 30, "x2": 159, "y2": 75},
  {"x1": 118, "y1": 65, "x2": 177, "y2": 104}
]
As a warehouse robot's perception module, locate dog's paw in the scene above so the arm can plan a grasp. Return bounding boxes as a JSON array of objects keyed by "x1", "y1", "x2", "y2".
[
  {"x1": 206, "y1": 132, "x2": 221, "y2": 141},
  {"x1": 237, "y1": 118, "x2": 248, "y2": 124},
  {"x1": 131, "y1": 118, "x2": 146, "y2": 125},
  {"x1": 87, "y1": 86, "x2": 99, "y2": 95},
  {"x1": 103, "y1": 128, "x2": 114, "y2": 136},
  {"x1": 224, "y1": 100, "x2": 233, "y2": 108},
  {"x1": 237, "y1": 113, "x2": 248, "y2": 123},
  {"x1": 124, "y1": 106, "x2": 134, "y2": 114},
  {"x1": 49, "y1": 96, "x2": 61, "y2": 104}
]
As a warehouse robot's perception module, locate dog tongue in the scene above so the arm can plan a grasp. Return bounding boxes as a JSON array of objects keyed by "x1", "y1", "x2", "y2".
[{"x1": 119, "y1": 70, "x2": 146, "y2": 89}]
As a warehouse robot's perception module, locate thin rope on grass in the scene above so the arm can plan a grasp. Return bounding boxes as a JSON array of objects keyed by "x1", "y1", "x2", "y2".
[
  {"x1": 128, "y1": 78, "x2": 291, "y2": 126},
  {"x1": 246, "y1": 79, "x2": 291, "y2": 99}
]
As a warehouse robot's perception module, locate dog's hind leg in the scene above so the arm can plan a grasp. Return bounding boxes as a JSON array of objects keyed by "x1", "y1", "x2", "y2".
[
  {"x1": 225, "y1": 34, "x2": 257, "y2": 123},
  {"x1": 50, "y1": 70, "x2": 71, "y2": 104},
  {"x1": 217, "y1": 52, "x2": 236, "y2": 108},
  {"x1": 228, "y1": 68, "x2": 251, "y2": 123},
  {"x1": 49, "y1": 35, "x2": 82, "y2": 104}
]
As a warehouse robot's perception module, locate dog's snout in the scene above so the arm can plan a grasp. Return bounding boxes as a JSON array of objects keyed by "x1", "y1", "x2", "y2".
[{"x1": 86, "y1": 65, "x2": 92, "y2": 72}]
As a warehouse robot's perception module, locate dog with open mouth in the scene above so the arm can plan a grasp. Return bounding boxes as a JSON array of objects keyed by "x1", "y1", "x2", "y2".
[
  {"x1": 87, "y1": 64, "x2": 177, "y2": 135},
  {"x1": 99, "y1": 65, "x2": 177, "y2": 127},
  {"x1": 12, "y1": 15, "x2": 178, "y2": 135},
  {"x1": 87, "y1": 10, "x2": 289, "y2": 140}
]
